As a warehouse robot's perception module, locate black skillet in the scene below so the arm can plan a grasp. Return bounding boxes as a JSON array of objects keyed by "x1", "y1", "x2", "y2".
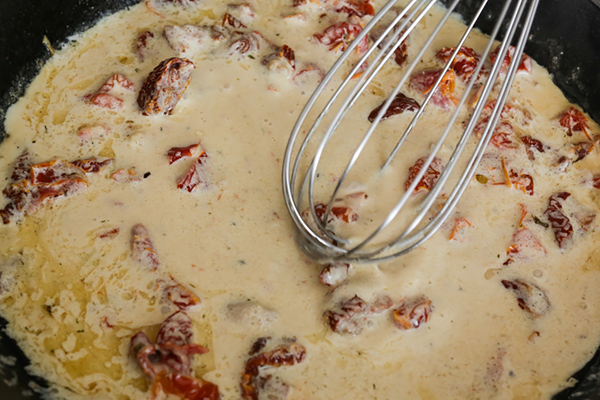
[{"x1": 0, "y1": 0, "x2": 599, "y2": 398}]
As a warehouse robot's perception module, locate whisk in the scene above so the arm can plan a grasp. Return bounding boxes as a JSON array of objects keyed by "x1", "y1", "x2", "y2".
[{"x1": 282, "y1": 0, "x2": 540, "y2": 263}]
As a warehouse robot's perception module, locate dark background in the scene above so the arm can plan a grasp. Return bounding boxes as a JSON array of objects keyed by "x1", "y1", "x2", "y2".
[{"x1": 0, "y1": 0, "x2": 600, "y2": 398}]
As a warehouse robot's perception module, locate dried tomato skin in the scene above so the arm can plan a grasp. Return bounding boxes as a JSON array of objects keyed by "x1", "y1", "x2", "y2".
[
  {"x1": 393, "y1": 297, "x2": 432, "y2": 330},
  {"x1": 70, "y1": 158, "x2": 113, "y2": 173},
  {"x1": 409, "y1": 69, "x2": 457, "y2": 110},
  {"x1": 368, "y1": 93, "x2": 420, "y2": 122},
  {"x1": 324, "y1": 295, "x2": 369, "y2": 335},
  {"x1": 131, "y1": 223, "x2": 161, "y2": 270},
  {"x1": 241, "y1": 341, "x2": 306, "y2": 400},
  {"x1": 501, "y1": 279, "x2": 550, "y2": 316},
  {"x1": 136, "y1": 31, "x2": 155, "y2": 61},
  {"x1": 10, "y1": 151, "x2": 31, "y2": 182},
  {"x1": 334, "y1": 0, "x2": 375, "y2": 17},
  {"x1": 571, "y1": 141, "x2": 594, "y2": 162},
  {"x1": 153, "y1": 373, "x2": 220, "y2": 400},
  {"x1": 130, "y1": 312, "x2": 219, "y2": 399},
  {"x1": 314, "y1": 22, "x2": 368, "y2": 54},
  {"x1": 369, "y1": 21, "x2": 409, "y2": 67},
  {"x1": 544, "y1": 192, "x2": 573, "y2": 249},
  {"x1": 222, "y1": 12, "x2": 246, "y2": 29},
  {"x1": 436, "y1": 46, "x2": 482, "y2": 82},
  {"x1": 177, "y1": 151, "x2": 209, "y2": 192},
  {"x1": 405, "y1": 157, "x2": 443, "y2": 194},
  {"x1": 168, "y1": 143, "x2": 200, "y2": 164},
  {"x1": 559, "y1": 106, "x2": 590, "y2": 138},
  {"x1": 521, "y1": 135, "x2": 548, "y2": 159},
  {"x1": 164, "y1": 283, "x2": 201, "y2": 310},
  {"x1": 138, "y1": 57, "x2": 196, "y2": 115},
  {"x1": 489, "y1": 45, "x2": 532, "y2": 75}
]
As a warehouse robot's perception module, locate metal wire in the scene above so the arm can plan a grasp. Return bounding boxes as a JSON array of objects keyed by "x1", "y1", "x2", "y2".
[{"x1": 282, "y1": 0, "x2": 540, "y2": 263}]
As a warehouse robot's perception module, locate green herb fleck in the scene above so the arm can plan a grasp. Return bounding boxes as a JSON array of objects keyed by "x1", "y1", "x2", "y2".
[
  {"x1": 533, "y1": 216, "x2": 549, "y2": 228},
  {"x1": 248, "y1": 54, "x2": 255, "y2": 59},
  {"x1": 475, "y1": 174, "x2": 488, "y2": 184}
]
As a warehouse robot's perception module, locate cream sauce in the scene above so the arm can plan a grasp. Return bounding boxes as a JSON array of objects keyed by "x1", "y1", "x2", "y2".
[{"x1": 0, "y1": 1, "x2": 600, "y2": 399}]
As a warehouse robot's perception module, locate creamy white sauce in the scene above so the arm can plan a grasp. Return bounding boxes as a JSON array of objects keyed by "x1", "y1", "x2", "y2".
[{"x1": 0, "y1": 1, "x2": 600, "y2": 399}]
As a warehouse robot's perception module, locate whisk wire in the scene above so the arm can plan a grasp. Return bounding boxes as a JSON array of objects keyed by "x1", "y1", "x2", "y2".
[
  {"x1": 282, "y1": 0, "x2": 540, "y2": 262},
  {"x1": 305, "y1": 0, "x2": 436, "y2": 242},
  {"x1": 364, "y1": 0, "x2": 538, "y2": 261}
]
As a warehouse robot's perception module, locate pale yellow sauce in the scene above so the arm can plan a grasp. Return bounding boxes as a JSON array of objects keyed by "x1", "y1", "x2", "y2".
[{"x1": 0, "y1": 1, "x2": 600, "y2": 399}]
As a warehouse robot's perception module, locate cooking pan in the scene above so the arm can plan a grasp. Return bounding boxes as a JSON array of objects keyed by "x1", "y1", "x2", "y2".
[{"x1": 0, "y1": 0, "x2": 599, "y2": 398}]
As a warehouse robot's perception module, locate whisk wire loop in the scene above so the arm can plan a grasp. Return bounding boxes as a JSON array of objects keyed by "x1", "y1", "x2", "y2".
[{"x1": 282, "y1": 0, "x2": 540, "y2": 262}]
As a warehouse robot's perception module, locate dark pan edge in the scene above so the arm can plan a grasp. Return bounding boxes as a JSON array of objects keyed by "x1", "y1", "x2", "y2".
[{"x1": 0, "y1": 0, "x2": 599, "y2": 399}]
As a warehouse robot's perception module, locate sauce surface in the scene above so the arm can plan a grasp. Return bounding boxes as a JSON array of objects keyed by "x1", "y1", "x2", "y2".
[{"x1": 1, "y1": 1, "x2": 600, "y2": 399}]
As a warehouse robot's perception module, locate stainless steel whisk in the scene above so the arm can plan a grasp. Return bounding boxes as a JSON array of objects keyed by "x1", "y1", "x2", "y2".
[{"x1": 282, "y1": 0, "x2": 539, "y2": 263}]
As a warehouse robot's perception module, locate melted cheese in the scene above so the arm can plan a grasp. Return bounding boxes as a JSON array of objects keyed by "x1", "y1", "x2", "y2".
[{"x1": 1, "y1": 1, "x2": 600, "y2": 399}]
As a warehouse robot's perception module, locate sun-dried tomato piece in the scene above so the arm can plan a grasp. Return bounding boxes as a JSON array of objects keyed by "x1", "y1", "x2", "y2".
[
  {"x1": 9, "y1": 151, "x2": 31, "y2": 182},
  {"x1": 240, "y1": 340, "x2": 306, "y2": 400},
  {"x1": 130, "y1": 312, "x2": 219, "y2": 400},
  {"x1": 306, "y1": 203, "x2": 359, "y2": 224},
  {"x1": 571, "y1": 141, "x2": 594, "y2": 162},
  {"x1": 158, "y1": 0, "x2": 200, "y2": 5},
  {"x1": 314, "y1": 22, "x2": 368, "y2": 54},
  {"x1": 164, "y1": 283, "x2": 201, "y2": 310},
  {"x1": 405, "y1": 156, "x2": 443, "y2": 194},
  {"x1": 38, "y1": 178, "x2": 88, "y2": 202},
  {"x1": 544, "y1": 192, "x2": 573, "y2": 249},
  {"x1": 88, "y1": 93, "x2": 124, "y2": 110},
  {"x1": 152, "y1": 373, "x2": 220, "y2": 400},
  {"x1": 370, "y1": 294, "x2": 394, "y2": 314},
  {"x1": 592, "y1": 175, "x2": 600, "y2": 189},
  {"x1": 222, "y1": 12, "x2": 246, "y2": 29},
  {"x1": 559, "y1": 107, "x2": 591, "y2": 140},
  {"x1": 489, "y1": 122, "x2": 517, "y2": 150},
  {"x1": 167, "y1": 143, "x2": 200, "y2": 164},
  {"x1": 262, "y1": 45, "x2": 296, "y2": 77},
  {"x1": 393, "y1": 296, "x2": 432, "y2": 330},
  {"x1": 489, "y1": 45, "x2": 532, "y2": 75},
  {"x1": 70, "y1": 158, "x2": 113, "y2": 173},
  {"x1": 473, "y1": 100, "x2": 531, "y2": 140},
  {"x1": 324, "y1": 295, "x2": 369, "y2": 335},
  {"x1": 131, "y1": 224, "x2": 161, "y2": 270},
  {"x1": 436, "y1": 46, "x2": 483, "y2": 82},
  {"x1": 333, "y1": 0, "x2": 375, "y2": 17},
  {"x1": 1, "y1": 156, "x2": 89, "y2": 224},
  {"x1": 156, "y1": 311, "x2": 196, "y2": 347},
  {"x1": 509, "y1": 170, "x2": 534, "y2": 195},
  {"x1": 228, "y1": 31, "x2": 264, "y2": 55},
  {"x1": 30, "y1": 160, "x2": 73, "y2": 185},
  {"x1": 501, "y1": 279, "x2": 550, "y2": 317},
  {"x1": 97, "y1": 73, "x2": 136, "y2": 93},
  {"x1": 249, "y1": 337, "x2": 270, "y2": 356},
  {"x1": 136, "y1": 31, "x2": 155, "y2": 62},
  {"x1": 138, "y1": 58, "x2": 196, "y2": 115},
  {"x1": 164, "y1": 25, "x2": 226, "y2": 54},
  {"x1": 98, "y1": 227, "x2": 120, "y2": 239},
  {"x1": 243, "y1": 341, "x2": 306, "y2": 377},
  {"x1": 410, "y1": 69, "x2": 458, "y2": 110},
  {"x1": 319, "y1": 263, "x2": 350, "y2": 287},
  {"x1": 85, "y1": 73, "x2": 135, "y2": 110},
  {"x1": 111, "y1": 168, "x2": 141, "y2": 183},
  {"x1": 177, "y1": 151, "x2": 209, "y2": 192},
  {"x1": 369, "y1": 19, "x2": 409, "y2": 67},
  {"x1": 505, "y1": 227, "x2": 546, "y2": 265},
  {"x1": 368, "y1": 92, "x2": 420, "y2": 122},
  {"x1": 78, "y1": 125, "x2": 109, "y2": 142},
  {"x1": 520, "y1": 135, "x2": 547, "y2": 160}
]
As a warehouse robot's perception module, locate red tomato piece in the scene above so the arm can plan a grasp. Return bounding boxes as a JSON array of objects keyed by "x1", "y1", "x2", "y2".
[
  {"x1": 405, "y1": 156, "x2": 444, "y2": 194},
  {"x1": 314, "y1": 22, "x2": 368, "y2": 54}
]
